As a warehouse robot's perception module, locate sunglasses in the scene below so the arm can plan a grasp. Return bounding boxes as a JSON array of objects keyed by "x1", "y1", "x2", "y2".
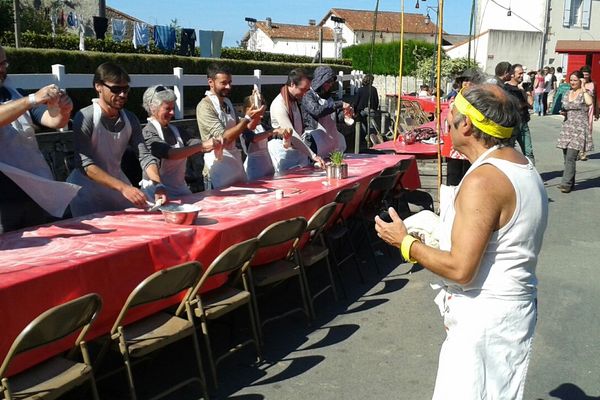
[
  {"x1": 101, "y1": 81, "x2": 130, "y2": 95},
  {"x1": 150, "y1": 85, "x2": 169, "y2": 106}
]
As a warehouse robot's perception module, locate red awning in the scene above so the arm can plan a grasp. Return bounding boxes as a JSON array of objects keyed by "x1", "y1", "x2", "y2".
[{"x1": 555, "y1": 40, "x2": 600, "y2": 53}]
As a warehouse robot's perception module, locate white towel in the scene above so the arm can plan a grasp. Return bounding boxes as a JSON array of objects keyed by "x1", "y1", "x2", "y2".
[{"x1": 403, "y1": 210, "x2": 440, "y2": 248}]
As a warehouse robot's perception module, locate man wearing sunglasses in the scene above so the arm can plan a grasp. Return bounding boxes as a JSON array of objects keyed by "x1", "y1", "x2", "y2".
[
  {"x1": 0, "y1": 45, "x2": 78, "y2": 233},
  {"x1": 67, "y1": 62, "x2": 165, "y2": 216}
]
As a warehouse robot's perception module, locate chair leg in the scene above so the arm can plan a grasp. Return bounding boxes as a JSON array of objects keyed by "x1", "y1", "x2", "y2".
[
  {"x1": 187, "y1": 305, "x2": 210, "y2": 400},
  {"x1": 297, "y1": 262, "x2": 315, "y2": 321},
  {"x1": 324, "y1": 256, "x2": 339, "y2": 301},
  {"x1": 200, "y1": 318, "x2": 219, "y2": 389},
  {"x1": 123, "y1": 358, "x2": 137, "y2": 400},
  {"x1": 246, "y1": 301, "x2": 263, "y2": 362},
  {"x1": 359, "y1": 218, "x2": 381, "y2": 274},
  {"x1": 246, "y1": 273, "x2": 265, "y2": 345}
]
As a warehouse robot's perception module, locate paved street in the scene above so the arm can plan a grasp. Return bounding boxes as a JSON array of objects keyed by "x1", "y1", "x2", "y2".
[{"x1": 79, "y1": 114, "x2": 599, "y2": 400}]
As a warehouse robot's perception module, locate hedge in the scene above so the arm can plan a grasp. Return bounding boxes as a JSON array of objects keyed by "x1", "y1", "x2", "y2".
[
  {"x1": 0, "y1": 31, "x2": 352, "y2": 66},
  {"x1": 342, "y1": 40, "x2": 435, "y2": 76},
  {"x1": 3, "y1": 47, "x2": 353, "y2": 120}
]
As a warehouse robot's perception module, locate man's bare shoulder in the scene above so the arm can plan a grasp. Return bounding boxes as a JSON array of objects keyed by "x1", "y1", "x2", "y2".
[{"x1": 458, "y1": 164, "x2": 514, "y2": 207}]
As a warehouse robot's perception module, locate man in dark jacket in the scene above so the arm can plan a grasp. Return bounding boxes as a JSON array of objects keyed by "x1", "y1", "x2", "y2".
[
  {"x1": 504, "y1": 63, "x2": 535, "y2": 164},
  {"x1": 301, "y1": 66, "x2": 352, "y2": 157}
]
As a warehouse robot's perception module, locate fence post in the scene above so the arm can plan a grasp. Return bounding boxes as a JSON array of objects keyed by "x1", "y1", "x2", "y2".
[
  {"x1": 350, "y1": 70, "x2": 356, "y2": 96},
  {"x1": 338, "y1": 70, "x2": 344, "y2": 98},
  {"x1": 51, "y1": 64, "x2": 65, "y2": 87},
  {"x1": 51, "y1": 64, "x2": 68, "y2": 131},
  {"x1": 173, "y1": 67, "x2": 184, "y2": 120},
  {"x1": 254, "y1": 69, "x2": 262, "y2": 92}
]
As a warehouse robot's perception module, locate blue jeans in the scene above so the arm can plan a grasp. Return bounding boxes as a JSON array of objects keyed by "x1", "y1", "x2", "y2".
[{"x1": 533, "y1": 93, "x2": 542, "y2": 114}]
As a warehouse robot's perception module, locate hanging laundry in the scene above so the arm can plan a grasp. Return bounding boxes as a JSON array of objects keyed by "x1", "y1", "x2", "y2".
[
  {"x1": 79, "y1": 22, "x2": 86, "y2": 51},
  {"x1": 133, "y1": 22, "x2": 150, "y2": 49},
  {"x1": 153, "y1": 25, "x2": 176, "y2": 51},
  {"x1": 67, "y1": 11, "x2": 78, "y2": 29},
  {"x1": 93, "y1": 16, "x2": 108, "y2": 40},
  {"x1": 111, "y1": 19, "x2": 127, "y2": 42},
  {"x1": 211, "y1": 31, "x2": 224, "y2": 58},
  {"x1": 180, "y1": 28, "x2": 196, "y2": 56},
  {"x1": 198, "y1": 30, "x2": 212, "y2": 58},
  {"x1": 59, "y1": 9, "x2": 65, "y2": 26}
]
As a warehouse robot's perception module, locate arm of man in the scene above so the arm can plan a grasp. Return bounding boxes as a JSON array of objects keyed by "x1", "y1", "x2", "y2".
[
  {"x1": 39, "y1": 92, "x2": 73, "y2": 129},
  {"x1": 196, "y1": 97, "x2": 263, "y2": 146},
  {"x1": 270, "y1": 99, "x2": 324, "y2": 167},
  {"x1": 302, "y1": 91, "x2": 342, "y2": 119},
  {"x1": 376, "y1": 165, "x2": 513, "y2": 284},
  {"x1": 0, "y1": 84, "x2": 67, "y2": 127}
]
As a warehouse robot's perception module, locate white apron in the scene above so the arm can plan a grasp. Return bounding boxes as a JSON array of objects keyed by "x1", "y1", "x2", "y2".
[
  {"x1": 139, "y1": 118, "x2": 191, "y2": 199},
  {"x1": 67, "y1": 100, "x2": 134, "y2": 216},
  {"x1": 0, "y1": 87, "x2": 80, "y2": 217},
  {"x1": 432, "y1": 145, "x2": 536, "y2": 400},
  {"x1": 203, "y1": 91, "x2": 246, "y2": 189},
  {"x1": 241, "y1": 124, "x2": 274, "y2": 181},
  {"x1": 305, "y1": 97, "x2": 346, "y2": 158}
]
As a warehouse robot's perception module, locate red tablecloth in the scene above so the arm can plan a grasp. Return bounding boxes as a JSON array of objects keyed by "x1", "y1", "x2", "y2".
[{"x1": 0, "y1": 153, "x2": 419, "y2": 376}]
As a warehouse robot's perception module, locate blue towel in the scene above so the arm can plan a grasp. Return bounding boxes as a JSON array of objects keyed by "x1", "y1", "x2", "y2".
[
  {"x1": 211, "y1": 31, "x2": 223, "y2": 58},
  {"x1": 133, "y1": 22, "x2": 149, "y2": 49},
  {"x1": 111, "y1": 19, "x2": 126, "y2": 42},
  {"x1": 199, "y1": 30, "x2": 212, "y2": 57},
  {"x1": 154, "y1": 25, "x2": 176, "y2": 50}
]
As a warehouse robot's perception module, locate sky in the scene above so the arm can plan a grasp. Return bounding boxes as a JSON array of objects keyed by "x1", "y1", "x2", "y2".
[{"x1": 109, "y1": 0, "x2": 474, "y2": 48}]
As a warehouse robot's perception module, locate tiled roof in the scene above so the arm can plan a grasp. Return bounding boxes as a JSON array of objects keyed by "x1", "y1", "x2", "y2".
[
  {"x1": 320, "y1": 8, "x2": 441, "y2": 35},
  {"x1": 256, "y1": 21, "x2": 337, "y2": 41},
  {"x1": 106, "y1": 6, "x2": 150, "y2": 25}
]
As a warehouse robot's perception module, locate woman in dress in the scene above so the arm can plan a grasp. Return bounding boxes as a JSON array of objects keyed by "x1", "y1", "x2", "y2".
[
  {"x1": 578, "y1": 65, "x2": 599, "y2": 160},
  {"x1": 140, "y1": 85, "x2": 220, "y2": 199},
  {"x1": 557, "y1": 71, "x2": 593, "y2": 193}
]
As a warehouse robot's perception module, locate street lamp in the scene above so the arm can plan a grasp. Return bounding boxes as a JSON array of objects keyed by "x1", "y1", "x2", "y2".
[
  {"x1": 245, "y1": 17, "x2": 257, "y2": 51},
  {"x1": 423, "y1": 5, "x2": 439, "y2": 89},
  {"x1": 331, "y1": 15, "x2": 345, "y2": 59}
]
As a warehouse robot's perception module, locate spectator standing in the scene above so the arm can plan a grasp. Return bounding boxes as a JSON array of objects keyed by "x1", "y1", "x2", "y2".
[
  {"x1": 533, "y1": 68, "x2": 545, "y2": 116},
  {"x1": 557, "y1": 71, "x2": 593, "y2": 193},
  {"x1": 504, "y1": 64, "x2": 535, "y2": 163},
  {"x1": 579, "y1": 65, "x2": 599, "y2": 161},
  {"x1": 542, "y1": 66, "x2": 557, "y2": 115}
]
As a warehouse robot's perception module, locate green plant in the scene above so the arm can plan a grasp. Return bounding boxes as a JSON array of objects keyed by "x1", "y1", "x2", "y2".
[{"x1": 329, "y1": 151, "x2": 345, "y2": 166}]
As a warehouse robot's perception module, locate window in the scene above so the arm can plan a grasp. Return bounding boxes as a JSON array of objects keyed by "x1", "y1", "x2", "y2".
[
  {"x1": 563, "y1": 0, "x2": 592, "y2": 28},
  {"x1": 571, "y1": 0, "x2": 584, "y2": 26}
]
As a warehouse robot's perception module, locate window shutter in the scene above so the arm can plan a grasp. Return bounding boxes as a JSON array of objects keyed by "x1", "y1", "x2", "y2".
[
  {"x1": 563, "y1": 0, "x2": 572, "y2": 27},
  {"x1": 581, "y1": 0, "x2": 592, "y2": 28}
]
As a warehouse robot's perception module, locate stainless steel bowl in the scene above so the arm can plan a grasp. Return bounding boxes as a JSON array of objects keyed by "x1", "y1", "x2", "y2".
[{"x1": 158, "y1": 204, "x2": 201, "y2": 225}]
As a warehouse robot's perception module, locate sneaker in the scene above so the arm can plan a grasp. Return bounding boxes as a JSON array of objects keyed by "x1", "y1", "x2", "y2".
[{"x1": 559, "y1": 185, "x2": 572, "y2": 193}]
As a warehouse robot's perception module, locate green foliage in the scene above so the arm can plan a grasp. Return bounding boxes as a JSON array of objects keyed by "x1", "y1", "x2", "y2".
[
  {"x1": 221, "y1": 48, "x2": 351, "y2": 66},
  {"x1": 342, "y1": 40, "x2": 435, "y2": 76},
  {"x1": 414, "y1": 56, "x2": 480, "y2": 81},
  {"x1": 329, "y1": 150, "x2": 345, "y2": 166}
]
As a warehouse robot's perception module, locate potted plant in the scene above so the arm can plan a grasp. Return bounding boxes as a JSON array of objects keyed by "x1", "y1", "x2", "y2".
[{"x1": 326, "y1": 150, "x2": 348, "y2": 179}]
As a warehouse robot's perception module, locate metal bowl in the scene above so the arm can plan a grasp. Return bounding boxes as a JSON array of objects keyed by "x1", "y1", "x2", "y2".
[{"x1": 158, "y1": 204, "x2": 201, "y2": 225}]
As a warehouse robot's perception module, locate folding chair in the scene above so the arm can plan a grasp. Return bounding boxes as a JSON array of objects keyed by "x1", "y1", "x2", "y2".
[
  {"x1": 325, "y1": 183, "x2": 364, "y2": 293},
  {"x1": 382, "y1": 159, "x2": 435, "y2": 218},
  {"x1": 354, "y1": 172, "x2": 401, "y2": 273},
  {"x1": 0, "y1": 293, "x2": 102, "y2": 400},
  {"x1": 299, "y1": 203, "x2": 339, "y2": 318},
  {"x1": 177, "y1": 238, "x2": 261, "y2": 389},
  {"x1": 109, "y1": 261, "x2": 209, "y2": 400},
  {"x1": 248, "y1": 217, "x2": 310, "y2": 341}
]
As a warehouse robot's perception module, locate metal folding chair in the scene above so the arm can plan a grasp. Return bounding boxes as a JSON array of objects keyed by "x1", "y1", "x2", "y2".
[
  {"x1": 0, "y1": 293, "x2": 102, "y2": 400},
  {"x1": 248, "y1": 217, "x2": 310, "y2": 342},
  {"x1": 108, "y1": 261, "x2": 209, "y2": 400},
  {"x1": 299, "y1": 203, "x2": 339, "y2": 318},
  {"x1": 178, "y1": 238, "x2": 261, "y2": 389}
]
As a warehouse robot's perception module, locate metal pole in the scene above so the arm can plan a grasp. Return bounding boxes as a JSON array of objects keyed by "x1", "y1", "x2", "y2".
[
  {"x1": 13, "y1": 0, "x2": 21, "y2": 48},
  {"x1": 318, "y1": 27, "x2": 323, "y2": 63}
]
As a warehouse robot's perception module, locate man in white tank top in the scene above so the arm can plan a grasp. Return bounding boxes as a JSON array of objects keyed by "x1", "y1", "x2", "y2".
[{"x1": 375, "y1": 84, "x2": 548, "y2": 400}]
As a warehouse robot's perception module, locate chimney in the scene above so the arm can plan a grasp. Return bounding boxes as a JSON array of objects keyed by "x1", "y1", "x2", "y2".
[
  {"x1": 266, "y1": 17, "x2": 272, "y2": 29},
  {"x1": 308, "y1": 19, "x2": 316, "y2": 26}
]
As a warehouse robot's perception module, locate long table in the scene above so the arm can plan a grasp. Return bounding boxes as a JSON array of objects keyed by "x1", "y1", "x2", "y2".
[{"x1": 0, "y1": 153, "x2": 419, "y2": 375}]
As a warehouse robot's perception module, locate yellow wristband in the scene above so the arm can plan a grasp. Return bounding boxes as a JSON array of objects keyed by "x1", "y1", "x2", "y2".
[{"x1": 400, "y1": 235, "x2": 419, "y2": 263}]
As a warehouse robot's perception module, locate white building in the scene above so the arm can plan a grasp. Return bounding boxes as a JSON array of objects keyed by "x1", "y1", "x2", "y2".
[
  {"x1": 242, "y1": 19, "x2": 338, "y2": 59},
  {"x1": 446, "y1": 0, "x2": 599, "y2": 73}
]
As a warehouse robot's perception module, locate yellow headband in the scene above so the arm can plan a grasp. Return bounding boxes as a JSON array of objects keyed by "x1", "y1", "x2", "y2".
[{"x1": 453, "y1": 92, "x2": 513, "y2": 139}]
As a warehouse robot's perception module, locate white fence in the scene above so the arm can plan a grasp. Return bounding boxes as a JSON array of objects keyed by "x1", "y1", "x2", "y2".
[{"x1": 7, "y1": 66, "x2": 365, "y2": 119}]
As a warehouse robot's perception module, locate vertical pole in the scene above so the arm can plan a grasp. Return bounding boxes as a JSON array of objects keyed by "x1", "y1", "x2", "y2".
[
  {"x1": 318, "y1": 27, "x2": 323, "y2": 63},
  {"x1": 13, "y1": 0, "x2": 21, "y2": 48},
  {"x1": 435, "y1": 0, "x2": 444, "y2": 193},
  {"x1": 52, "y1": 64, "x2": 67, "y2": 130},
  {"x1": 338, "y1": 71, "x2": 344, "y2": 99},
  {"x1": 254, "y1": 69, "x2": 262, "y2": 92}
]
